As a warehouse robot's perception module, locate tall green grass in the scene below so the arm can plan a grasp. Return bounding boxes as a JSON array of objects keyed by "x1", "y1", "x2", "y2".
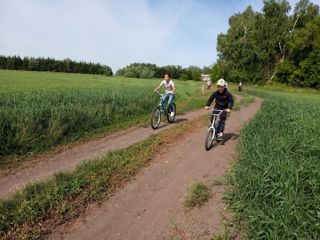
[
  {"x1": 227, "y1": 89, "x2": 320, "y2": 239},
  {"x1": 0, "y1": 70, "x2": 206, "y2": 165}
]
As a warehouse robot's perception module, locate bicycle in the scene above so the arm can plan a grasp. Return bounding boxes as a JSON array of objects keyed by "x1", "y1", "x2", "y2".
[
  {"x1": 204, "y1": 108, "x2": 226, "y2": 151},
  {"x1": 150, "y1": 91, "x2": 176, "y2": 130}
]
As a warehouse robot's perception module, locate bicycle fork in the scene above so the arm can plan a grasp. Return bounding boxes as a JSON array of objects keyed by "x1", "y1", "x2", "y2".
[{"x1": 208, "y1": 116, "x2": 218, "y2": 141}]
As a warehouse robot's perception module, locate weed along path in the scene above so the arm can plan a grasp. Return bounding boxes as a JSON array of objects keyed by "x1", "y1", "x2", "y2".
[
  {"x1": 54, "y1": 98, "x2": 262, "y2": 240},
  {"x1": 0, "y1": 107, "x2": 223, "y2": 199}
]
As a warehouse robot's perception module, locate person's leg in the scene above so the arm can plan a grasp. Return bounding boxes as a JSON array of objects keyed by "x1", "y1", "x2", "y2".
[
  {"x1": 217, "y1": 112, "x2": 227, "y2": 139},
  {"x1": 217, "y1": 118, "x2": 226, "y2": 133},
  {"x1": 167, "y1": 94, "x2": 175, "y2": 110},
  {"x1": 160, "y1": 93, "x2": 169, "y2": 108},
  {"x1": 217, "y1": 118, "x2": 226, "y2": 141}
]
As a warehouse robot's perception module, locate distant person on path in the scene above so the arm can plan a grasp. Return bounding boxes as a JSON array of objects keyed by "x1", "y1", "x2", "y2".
[
  {"x1": 238, "y1": 80, "x2": 243, "y2": 92},
  {"x1": 154, "y1": 73, "x2": 176, "y2": 117},
  {"x1": 205, "y1": 79, "x2": 234, "y2": 141},
  {"x1": 207, "y1": 79, "x2": 211, "y2": 90}
]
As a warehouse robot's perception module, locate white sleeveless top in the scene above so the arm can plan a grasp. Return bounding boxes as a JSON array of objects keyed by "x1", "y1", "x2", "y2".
[{"x1": 160, "y1": 80, "x2": 175, "y2": 94}]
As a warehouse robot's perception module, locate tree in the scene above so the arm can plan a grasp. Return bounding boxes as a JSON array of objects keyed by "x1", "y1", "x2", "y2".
[
  {"x1": 202, "y1": 65, "x2": 212, "y2": 74},
  {"x1": 0, "y1": 56, "x2": 7, "y2": 69},
  {"x1": 140, "y1": 67, "x2": 155, "y2": 79},
  {"x1": 276, "y1": 16, "x2": 320, "y2": 87},
  {"x1": 187, "y1": 66, "x2": 202, "y2": 81},
  {"x1": 215, "y1": 0, "x2": 320, "y2": 87},
  {"x1": 294, "y1": 0, "x2": 319, "y2": 28},
  {"x1": 0, "y1": 55, "x2": 113, "y2": 76}
]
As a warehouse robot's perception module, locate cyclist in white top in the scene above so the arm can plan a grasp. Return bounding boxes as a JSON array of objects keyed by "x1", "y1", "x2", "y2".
[{"x1": 154, "y1": 73, "x2": 176, "y2": 115}]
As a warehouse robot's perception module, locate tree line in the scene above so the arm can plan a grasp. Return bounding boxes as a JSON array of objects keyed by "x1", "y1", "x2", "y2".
[
  {"x1": 0, "y1": 55, "x2": 211, "y2": 81},
  {"x1": 116, "y1": 63, "x2": 211, "y2": 81},
  {"x1": 214, "y1": 0, "x2": 320, "y2": 88},
  {"x1": 0, "y1": 55, "x2": 113, "y2": 76}
]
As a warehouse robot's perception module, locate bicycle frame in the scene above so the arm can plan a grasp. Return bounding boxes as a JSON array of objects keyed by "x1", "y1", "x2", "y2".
[
  {"x1": 155, "y1": 90, "x2": 173, "y2": 113},
  {"x1": 154, "y1": 90, "x2": 164, "y2": 112},
  {"x1": 208, "y1": 109, "x2": 224, "y2": 140}
]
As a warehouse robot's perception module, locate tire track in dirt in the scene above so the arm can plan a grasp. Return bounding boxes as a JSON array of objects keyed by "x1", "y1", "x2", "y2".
[{"x1": 54, "y1": 97, "x2": 262, "y2": 240}]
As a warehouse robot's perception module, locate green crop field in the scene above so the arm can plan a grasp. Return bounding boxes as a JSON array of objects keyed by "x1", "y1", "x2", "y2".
[
  {"x1": 0, "y1": 70, "x2": 207, "y2": 168},
  {"x1": 227, "y1": 88, "x2": 320, "y2": 239}
]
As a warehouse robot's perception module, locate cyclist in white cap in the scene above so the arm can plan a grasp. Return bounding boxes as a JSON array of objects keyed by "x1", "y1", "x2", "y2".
[{"x1": 205, "y1": 79, "x2": 234, "y2": 141}]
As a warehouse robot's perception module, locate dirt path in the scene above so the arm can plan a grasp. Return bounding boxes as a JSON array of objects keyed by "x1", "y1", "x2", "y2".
[
  {"x1": 53, "y1": 97, "x2": 262, "y2": 240},
  {"x1": 0, "y1": 106, "x2": 228, "y2": 199}
]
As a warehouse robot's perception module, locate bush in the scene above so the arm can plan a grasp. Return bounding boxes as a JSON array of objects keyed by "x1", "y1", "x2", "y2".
[
  {"x1": 275, "y1": 60, "x2": 297, "y2": 84},
  {"x1": 288, "y1": 69, "x2": 305, "y2": 87},
  {"x1": 179, "y1": 72, "x2": 190, "y2": 81},
  {"x1": 124, "y1": 67, "x2": 140, "y2": 78},
  {"x1": 140, "y1": 67, "x2": 155, "y2": 79}
]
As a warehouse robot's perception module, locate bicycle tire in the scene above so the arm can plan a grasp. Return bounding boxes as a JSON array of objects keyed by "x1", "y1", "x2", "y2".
[
  {"x1": 205, "y1": 128, "x2": 215, "y2": 151},
  {"x1": 167, "y1": 103, "x2": 176, "y2": 123},
  {"x1": 151, "y1": 106, "x2": 161, "y2": 129}
]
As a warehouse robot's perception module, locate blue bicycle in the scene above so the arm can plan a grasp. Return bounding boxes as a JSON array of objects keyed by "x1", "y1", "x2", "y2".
[{"x1": 151, "y1": 91, "x2": 176, "y2": 129}]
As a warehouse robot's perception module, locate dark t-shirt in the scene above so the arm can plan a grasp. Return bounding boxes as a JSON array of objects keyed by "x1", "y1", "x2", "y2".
[{"x1": 206, "y1": 89, "x2": 234, "y2": 110}]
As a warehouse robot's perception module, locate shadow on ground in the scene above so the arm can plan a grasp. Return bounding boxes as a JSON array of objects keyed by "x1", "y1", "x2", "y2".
[{"x1": 221, "y1": 132, "x2": 239, "y2": 145}]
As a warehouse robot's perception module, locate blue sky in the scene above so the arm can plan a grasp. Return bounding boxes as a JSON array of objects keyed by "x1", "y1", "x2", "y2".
[{"x1": 1, "y1": 0, "x2": 317, "y2": 71}]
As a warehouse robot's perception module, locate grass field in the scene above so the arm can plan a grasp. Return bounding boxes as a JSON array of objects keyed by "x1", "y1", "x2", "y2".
[
  {"x1": 0, "y1": 70, "x2": 209, "y2": 168},
  {"x1": 226, "y1": 88, "x2": 320, "y2": 239}
]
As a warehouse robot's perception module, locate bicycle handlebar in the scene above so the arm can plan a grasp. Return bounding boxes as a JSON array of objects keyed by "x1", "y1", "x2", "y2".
[
  {"x1": 206, "y1": 108, "x2": 226, "y2": 115},
  {"x1": 154, "y1": 90, "x2": 163, "y2": 97}
]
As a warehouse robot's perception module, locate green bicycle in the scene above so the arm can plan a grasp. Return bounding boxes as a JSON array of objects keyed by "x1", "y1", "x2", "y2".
[{"x1": 150, "y1": 91, "x2": 176, "y2": 129}]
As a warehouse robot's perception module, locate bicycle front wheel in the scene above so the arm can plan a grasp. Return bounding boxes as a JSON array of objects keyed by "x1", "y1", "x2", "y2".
[
  {"x1": 205, "y1": 128, "x2": 215, "y2": 151},
  {"x1": 151, "y1": 106, "x2": 161, "y2": 129}
]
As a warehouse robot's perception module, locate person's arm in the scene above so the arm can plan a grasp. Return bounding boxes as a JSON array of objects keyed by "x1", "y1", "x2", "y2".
[
  {"x1": 205, "y1": 92, "x2": 215, "y2": 109},
  {"x1": 154, "y1": 81, "x2": 163, "y2": 92},
  {"x1": 171, "y1": 82, "x2": 176, "y2": 94},
  {"x1": 227, "y1": 92, "x2": 234, "y2": 111}
]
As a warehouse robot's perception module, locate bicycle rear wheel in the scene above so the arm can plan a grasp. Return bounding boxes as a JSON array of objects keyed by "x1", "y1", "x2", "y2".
[
  {"x1": 167, "y1": 103, "x2": 176, "y2": 123},
  {"x1": 151, "y1": 106, "x2": 161, "y2": 129},
  {"x1": 205, "y1": 128, "x2": 215, "y2": 151}
]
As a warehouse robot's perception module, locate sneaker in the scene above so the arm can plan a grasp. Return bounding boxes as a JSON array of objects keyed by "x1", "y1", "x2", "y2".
[
  {"x1": 217, "y1": 132, "x2": 223, "y2": 141},
  {"x1": 170, "y1": 112, "x2": 175, "y2": 118}
]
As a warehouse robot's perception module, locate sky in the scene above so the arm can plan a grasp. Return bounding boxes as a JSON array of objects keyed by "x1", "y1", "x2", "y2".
[{"x1": 1, "y1": 0, "x2": 318, "y2": 71}]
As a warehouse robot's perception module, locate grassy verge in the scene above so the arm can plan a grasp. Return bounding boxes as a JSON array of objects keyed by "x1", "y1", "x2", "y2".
[
  {"x1": 225, "y1": 89, "x2": 320, "y2": 239},
  {"x1": 0, "y1": 113, "x2": 149, "y2": 171},
  {"x1": 0, "y1": 114, "x2": 207, "y2": 239}
]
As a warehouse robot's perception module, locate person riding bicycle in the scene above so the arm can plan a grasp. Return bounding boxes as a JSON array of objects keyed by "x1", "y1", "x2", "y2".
[
  {"x1": 205, "y1": 79, "x2": 234, "y2": 141},
  {"x1": 154, "y1": 73, "x2": 176, "y2": 117}
]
